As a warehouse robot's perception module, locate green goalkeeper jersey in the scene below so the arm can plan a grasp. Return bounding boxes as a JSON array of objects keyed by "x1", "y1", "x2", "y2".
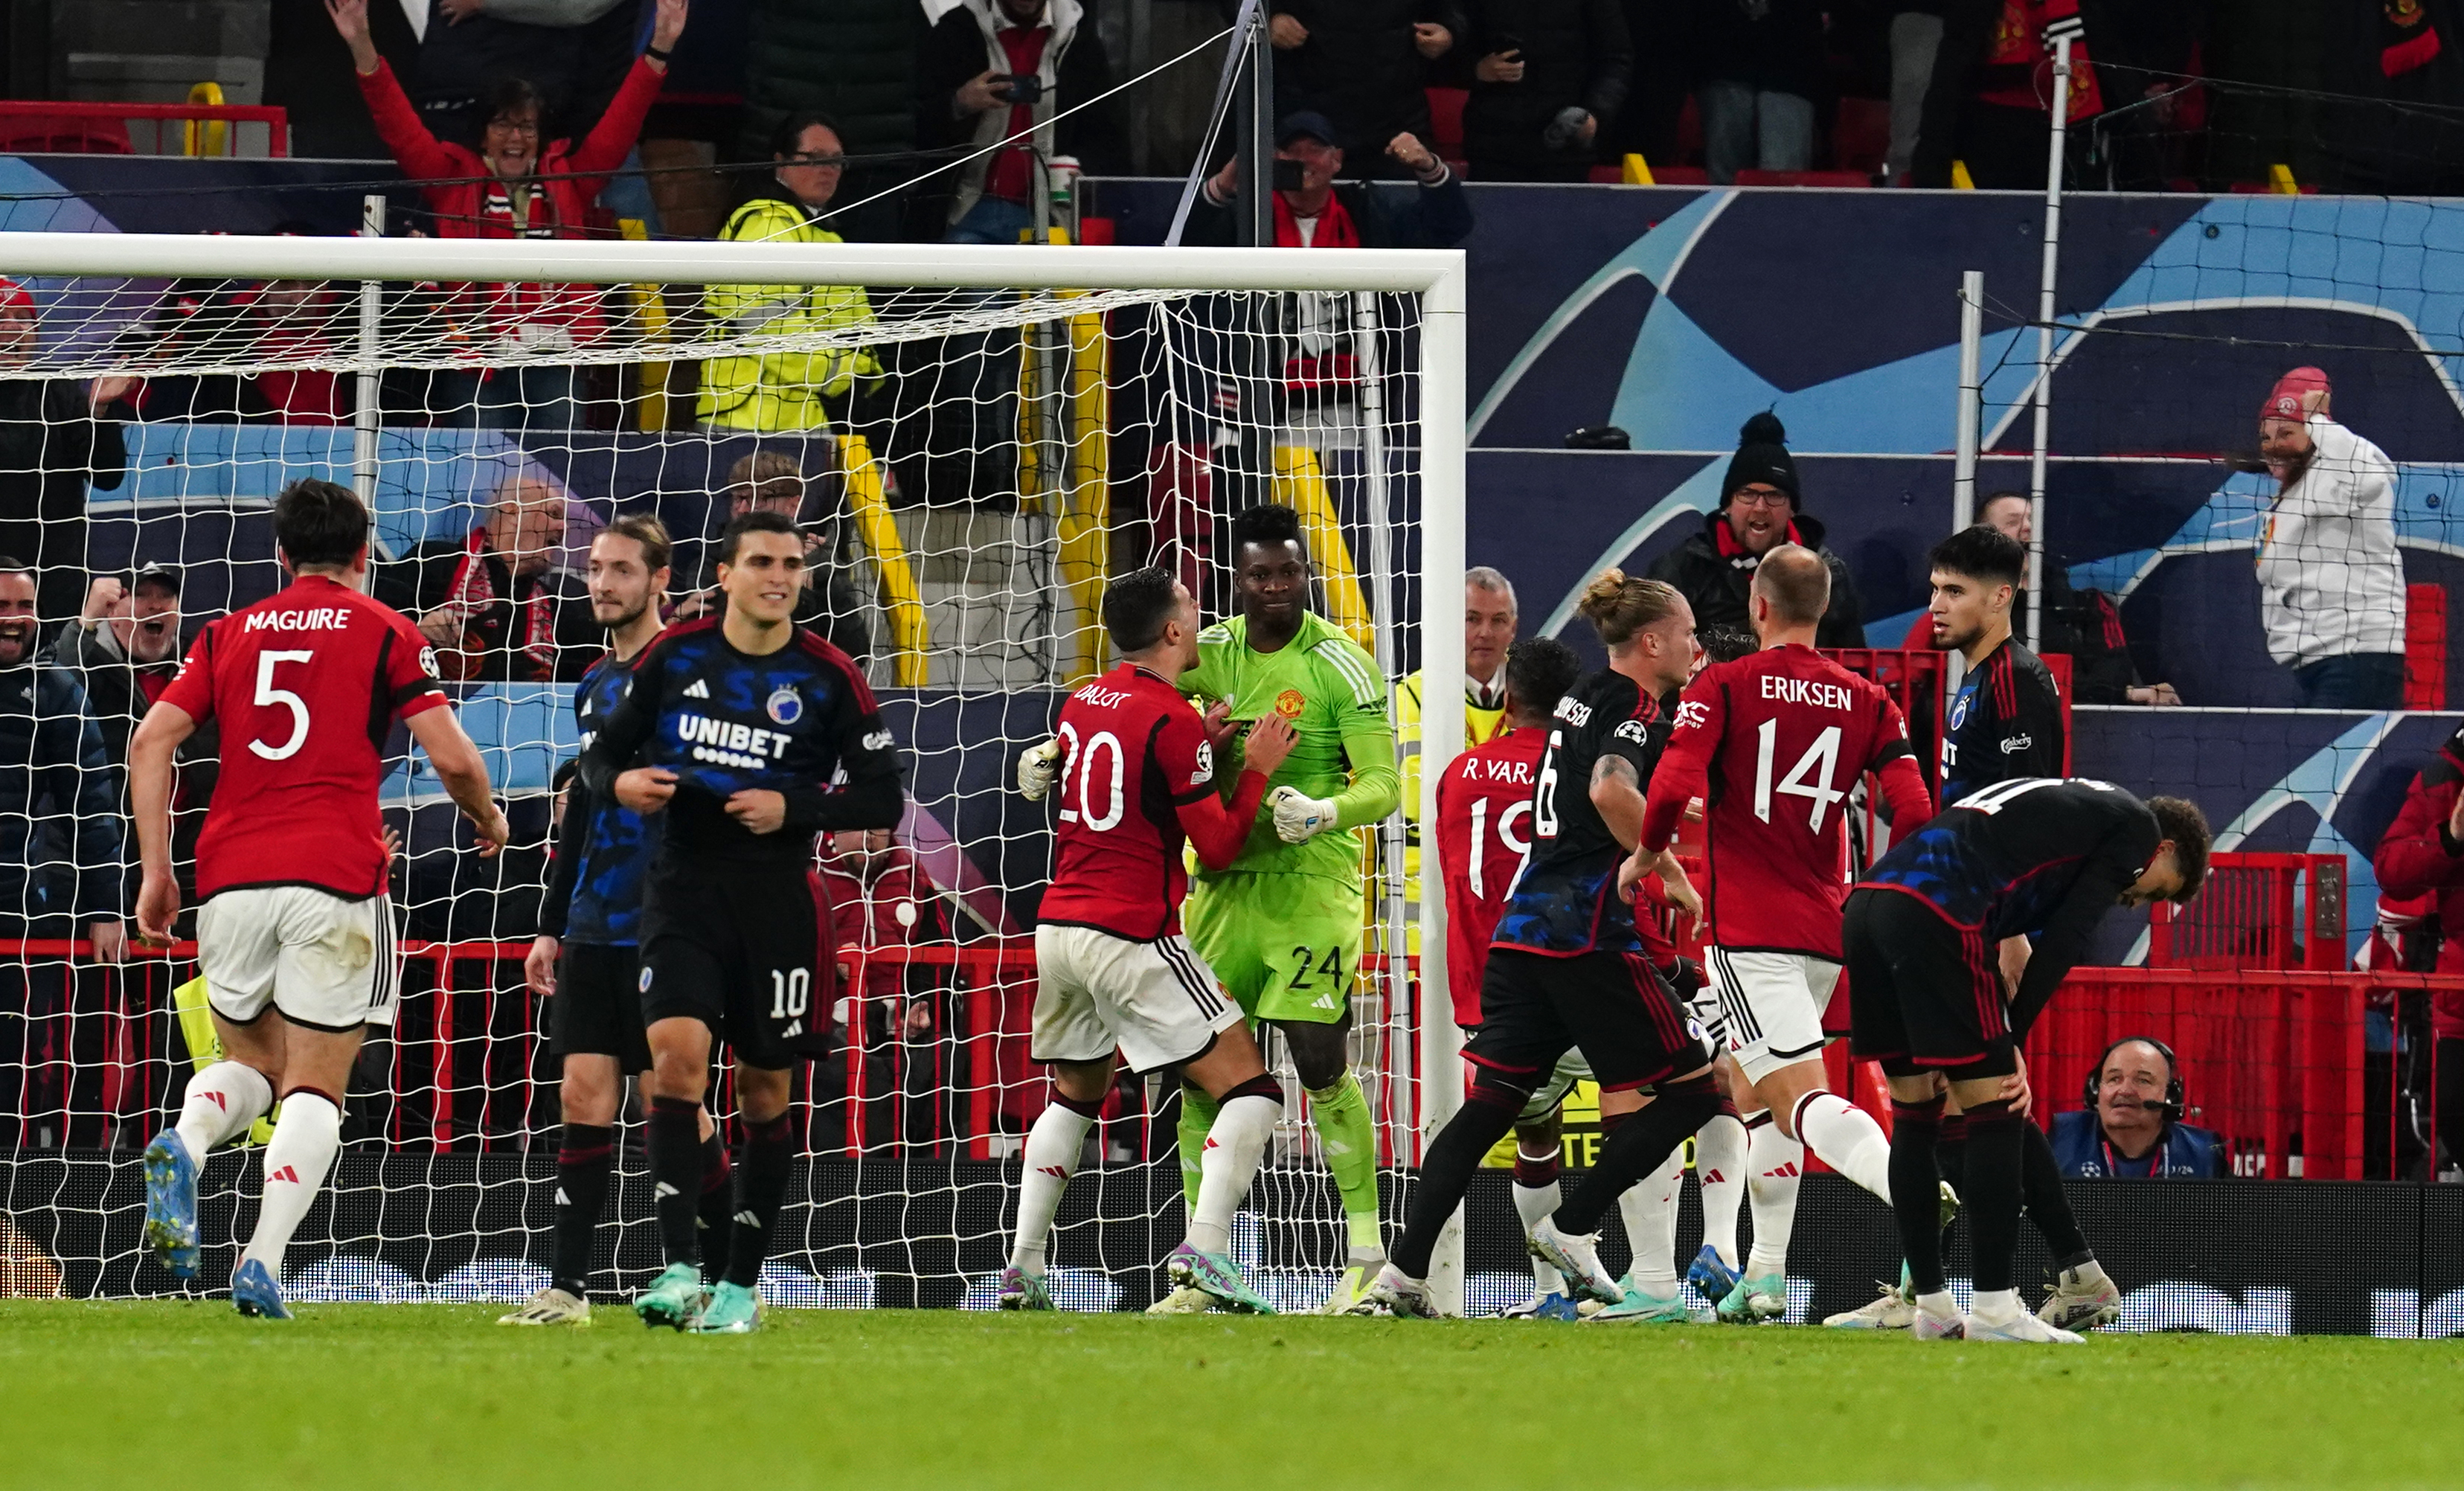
[{"x1": 1179, "y1": 611, "x2": 1400, "y2": 885}]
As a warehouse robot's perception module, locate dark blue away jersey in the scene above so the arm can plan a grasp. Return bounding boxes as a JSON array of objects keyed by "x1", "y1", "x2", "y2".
[
  {"x1": 1940, "y1": 636, "x2": 2065, "y2": 807},
  {"x1": 577, "y1": 618, "x2": 902, "y2": 865},
  {"x1": 1862, "y1": 777, "x2": 2162, "y2": 1035},
  {"x1": 542, "y1": 650, "x2": 658, "y2": 946},
  {"x1": 1491, "y1": 668, "x2": 1668, "y2": 958}
]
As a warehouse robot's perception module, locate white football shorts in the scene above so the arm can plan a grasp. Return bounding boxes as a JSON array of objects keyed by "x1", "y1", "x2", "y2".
[
  {"x1": 1031, "y1": 924, "x2": 1241, "y2": 1076},
  {"x1": 199, "y1": 885, "x2": 401, "y2": 1033},
  {"x1": 1706, "y1": 947, "x2": 1838, "y2": 1083}
]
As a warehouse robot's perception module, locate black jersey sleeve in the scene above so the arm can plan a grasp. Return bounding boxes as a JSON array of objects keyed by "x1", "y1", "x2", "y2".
[
  {"x1": 2006, "y1": 658, "x2": 2067, "y2": 780},
  {"x1": 2006, "y1": 805, "x2": 2161, "y2": 1037},
  {"x1": 575, "y1": 637, "x2": 667, "y2": 801},
  {"x1": 780, "y1": 647, "x2": 903, "y2": 836},
  {"x1": 537, "y1": 776, "x2": 590, "y2": 940}
]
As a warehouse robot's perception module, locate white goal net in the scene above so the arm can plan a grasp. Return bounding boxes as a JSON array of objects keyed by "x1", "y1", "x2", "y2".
[{"x1": 0, "y1": 232, "x2": 1467, "y2": 1312}]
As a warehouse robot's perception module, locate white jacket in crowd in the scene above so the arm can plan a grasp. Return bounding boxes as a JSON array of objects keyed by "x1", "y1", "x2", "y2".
[{"x1": 2253, "y1": 414, "x2": 2407, "y2": 670}]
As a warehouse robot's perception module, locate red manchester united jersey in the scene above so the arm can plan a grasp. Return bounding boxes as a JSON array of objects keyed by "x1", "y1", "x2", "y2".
[
  {"x1": 1039, "y1": 664, "x2": 1218, "y2": 942},
  {"x1": 1641, "y1": 644, "x2": 1932, "y2": 960},
  {"x1": 1434, "y1": 724, "x2": 1547, "y2": 1030},
  {"x1": 158, "y1": 574, "x2": 449, "y2": 901}
]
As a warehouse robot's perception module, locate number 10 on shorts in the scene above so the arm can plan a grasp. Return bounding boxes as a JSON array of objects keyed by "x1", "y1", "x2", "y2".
[{"x1": 769, "y1": 968, "x2": 811, "y2": 1020}]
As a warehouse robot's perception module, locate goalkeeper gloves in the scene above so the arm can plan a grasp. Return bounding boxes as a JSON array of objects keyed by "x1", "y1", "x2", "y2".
[
  {"x1": 1016, "y1": 737, "x2": 1065, "y2": 801},
  {"x1": 1269, "y1": 785, "x2": 1340, "y2": 844}
]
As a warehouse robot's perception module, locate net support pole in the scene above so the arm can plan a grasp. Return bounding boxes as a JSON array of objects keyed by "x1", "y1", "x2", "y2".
[
  {"x1": 353, "y1": 193, "x2": 382, "y2": 509},
  {"x1": 1953, "y1": 269, "x2": 1983, "y2": 531},
  {"x1": 2024, "y1": 36, "x2": 2071, "y2": 653},
  {"x1": 1355, "y1": 289, "x2": 1411, "y2": 1153},
  {"x1": 1417, "y1": 255, "x2": 1469, "y2": 1314}
]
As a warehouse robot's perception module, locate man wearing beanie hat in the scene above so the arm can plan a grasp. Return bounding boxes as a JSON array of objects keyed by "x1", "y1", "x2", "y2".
[
  {"x1": 2254, "y1": 366, "x2": 2407, "y2": 709},
  {"x1": 1648, "y1": 412, "x2": 1866, "y2": 653}
]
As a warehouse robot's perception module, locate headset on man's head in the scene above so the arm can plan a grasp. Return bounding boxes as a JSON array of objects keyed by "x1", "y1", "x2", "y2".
[{"x1": 2083, "y1": 1034, "x2": 2184, "y2": 1120}]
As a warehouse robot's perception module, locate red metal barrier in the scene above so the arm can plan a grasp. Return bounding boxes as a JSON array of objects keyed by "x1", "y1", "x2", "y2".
[
  {"x1": 0, "y1": 101, "x2": 290, "y2": 158},
  {"x1": 2151, "y1": 852, "x2": 2346, "y2": 971}
]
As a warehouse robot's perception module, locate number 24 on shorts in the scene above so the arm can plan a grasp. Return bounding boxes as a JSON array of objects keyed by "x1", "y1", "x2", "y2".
[{"x1": 1286, "y1": 944, "x2": 1345, "y2": 1003}]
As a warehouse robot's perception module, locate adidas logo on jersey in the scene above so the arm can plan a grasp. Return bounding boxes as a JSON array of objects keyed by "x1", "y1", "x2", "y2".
[
  {"x1": 684, "y1": 679, "x2": 710, "y2": 699},
  {"x1": 268, "y1": 1165, "x2": 300, "y2": 1184}
]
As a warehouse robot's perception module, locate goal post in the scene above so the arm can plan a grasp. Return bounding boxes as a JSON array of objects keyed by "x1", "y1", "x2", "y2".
[{"x1": 0, "y1": 230, "x2": 1468, "y2": 1307}]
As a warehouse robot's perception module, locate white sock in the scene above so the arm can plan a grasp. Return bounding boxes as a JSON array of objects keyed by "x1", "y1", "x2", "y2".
[
  {"x1": 1795, "y1": 1092, "x2": 1893, "y2": 1206},
  {"x1": 173, "y1": 1060, "x2": 273, "y2": 1167},
  {"x1": 1744, "y1": 1118, "x2": 1803, "y2": 1279},
  {"x1": 1010, "y1": 1100, "x2": 1094, "y2": 1276},
  {"x1": 1615, "y1": 1149, "x2": 1685, "y2": 1297},
  {"x1": 1191, "y1": 1094, "x2": 1279, "y2": 1256},
  {"x1": 1970, "y1": 1286, "x2": 2021, "y2": 1323},
  {"x1": 1916, "y1": 1289, "x2": 1960, "y2": 1320},
  {"x1": 2067, "y1": 1258, "x2": 2109, "y2": 1288},
  {"x1": 240, "y1": 1091, "x2": 341, "y2": 1282},
  {"x1": 1693, "y1": 1113, "x2": 1748, "y2": 1269},
  {"x1": 1511, "y1": 1175, "x2": 1566, "y2": 1295}
]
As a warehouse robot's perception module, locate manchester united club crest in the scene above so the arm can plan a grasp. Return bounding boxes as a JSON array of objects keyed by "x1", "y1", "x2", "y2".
[
  {"x1": 1275, "y1": 688, "x2": 1306, "y2": 719},
  {"x1": 766, "y1": 685, "x2": 803, "y2": 725}
]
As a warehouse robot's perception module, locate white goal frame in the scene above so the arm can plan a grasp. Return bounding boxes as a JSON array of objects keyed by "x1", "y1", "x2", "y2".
[{"x1": 0, "y1": 231, "x2": 1474, "y2": 1301}]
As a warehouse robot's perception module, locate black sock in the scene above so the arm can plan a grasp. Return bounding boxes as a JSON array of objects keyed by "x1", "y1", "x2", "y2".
[
  {"x1": 1553, "y1": 1078, "x2": 1718, "y2": 1235},
  {"x1": 1963, "y1": 1100, "x2": 2026, "y2": 1294},
  {"x1": 724, "y1": 1112, "x2": 795, "y2": 1289},
  {"x1": 698, "y1": 1128, "x2": 734, "y2": 1282},
  {"x1": 1890, "y1": 1097, "x2": 1947, "y2": 1295},
  {"x1": 2018, "y1": 1118, "x2": 2093, "y2": 1268},
  {"x1": 647, "y1": 1096, "x2": 703, "y2": 1266},
  {"x1": 1390, "y1": 1088, "x2": 1519, "y2": 1280},
  {"x1": 1934, "y1": 1114, "x2": 1969, "y2": 1251},
  {"x1": 551, "y1": 1123, "x2": 615, "y2": 1298}
]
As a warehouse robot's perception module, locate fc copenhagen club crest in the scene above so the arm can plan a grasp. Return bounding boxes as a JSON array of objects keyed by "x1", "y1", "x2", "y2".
[
  {"x1": 1948, "y1": 690, "x2": 1972, "y2": 731},
  {"x1": 766, "y1": 685, "x2": 803, "y2": 725},
  {"x1": 1274, "y1": 688, "x2": 1306, "y2": 719}
]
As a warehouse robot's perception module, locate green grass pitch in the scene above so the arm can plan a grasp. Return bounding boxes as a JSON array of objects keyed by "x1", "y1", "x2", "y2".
[{"x1": 4, "y1": 1302, "x2": 2459, "y2": 1490}]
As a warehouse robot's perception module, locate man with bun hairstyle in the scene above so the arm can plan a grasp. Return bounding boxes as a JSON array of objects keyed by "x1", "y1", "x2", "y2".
[
  {"x1": 1356, "y1": 570, "x2": 1719, "y2": 1319},
  {"x1": 1648, "y1": 412, "x2": 1865, "y2": 655},
  {"x1": 2253, "y1": 365, "x2": 2407, "y2": 710}
]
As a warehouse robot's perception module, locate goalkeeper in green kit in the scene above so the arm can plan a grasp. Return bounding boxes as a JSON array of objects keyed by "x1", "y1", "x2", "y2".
[
  {"x1": 1164, "y1": 503, "x2": 1401, "y2": 1313},
  {"x1": 1024, "y1": 504, "x2": 1398, "y2": 1312}
]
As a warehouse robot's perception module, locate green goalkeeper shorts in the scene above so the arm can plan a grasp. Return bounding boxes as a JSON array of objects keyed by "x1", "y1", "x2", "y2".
[{"x1": 1184, "y1": 871, "x2": 1363, "y2": 1027}]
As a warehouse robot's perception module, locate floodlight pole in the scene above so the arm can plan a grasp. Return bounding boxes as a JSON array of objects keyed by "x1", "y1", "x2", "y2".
[{"x1": 2024, "y1": 35, "x2": 2073, "y2": 653}]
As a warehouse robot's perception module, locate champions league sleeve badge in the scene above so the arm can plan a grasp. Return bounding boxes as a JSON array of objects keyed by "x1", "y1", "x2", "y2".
[{"x1": 767, "y1": 685, "x2": 803, "y2": 725}]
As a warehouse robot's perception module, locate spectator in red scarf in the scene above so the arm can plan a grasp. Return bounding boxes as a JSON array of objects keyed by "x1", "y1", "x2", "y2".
[
  {"x1": 1912, "y1": 0, "x2": 2103, "y2": 189},
  {"x1": 374, "y1": 473, "x2": 598, "y2": 682},
  {"x1": 132, "y1": 269, "x2": 352, "y2": 425},
  {"x1": 919, "y1": 0, "x2": 1127, "y2": 245},
  {"x1": 323, "y1": 0, "x2": 687, "y2": 432},
  {"x1": 1190, "y1": 111, "x2": 1472, "y2": 248},
  {"x1": 1646, "y1": 412, "x2": 1866, "y2": 652}
]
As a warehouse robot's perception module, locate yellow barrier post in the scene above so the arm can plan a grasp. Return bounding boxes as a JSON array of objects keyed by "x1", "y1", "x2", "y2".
[
  {"x1": 2269, "y1": 163, "x2": 2301, "y2": 195},
  {"x1": 838, "y1": 432, "x2": 931, "y2": 687},
  {"x1": 1270, "y1": 444, "x2": 1373, "y2": 650},
  {"x1": 616, "y1": 218, "x2": 671, "y2": 431},
  {"x1": 182, "y1": 82, "x2": 228, "y2": 158},
  {"x1": 1621, "y1": 153, "x2": 1655, "y2": 185}
]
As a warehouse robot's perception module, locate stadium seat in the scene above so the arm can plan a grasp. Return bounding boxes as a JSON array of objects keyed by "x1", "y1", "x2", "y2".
[
  {"x1": 1734, "y1": 169, "x2": 1870, "y2": 187},
  {"x1": 1832, "y1": 97, "x2": 1891, "y2": 177},
  {"x1": 1588, "y1": 164, "x2": 1623, "y2": 184},
  {"x1": 1425, "y1": 86, "x2": 1469, "y2": 175},
  {"x1": 2406, "y1": 581, "x2": 2447, "y2": 710},
  {"x1": 0, "y1": 116, "x2": 133, "y2": 155}
]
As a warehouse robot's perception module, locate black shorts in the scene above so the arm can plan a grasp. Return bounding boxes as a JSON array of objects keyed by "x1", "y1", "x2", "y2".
[
  {"x1": 1842, "y1": 887, "x2": 2016, "y2": 1080},
  {"x1": 638, "y1": 856, "x2": 832, "y2": 1071},
  {"x1": 1464, "y1": 946, "x2": 1714, "y2": 1095},
  {"x1": 551, "y1": 941, "x2": 651, "y2": 1073}
]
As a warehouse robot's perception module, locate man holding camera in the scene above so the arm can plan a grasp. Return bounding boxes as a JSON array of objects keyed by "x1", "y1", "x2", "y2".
[
  {"x1": 921, "y1": 0, "x2": 1128, "y2": 243},
  {"x1": 2051, "y1": 1037, "x2": 2224, "y2": 1179}
]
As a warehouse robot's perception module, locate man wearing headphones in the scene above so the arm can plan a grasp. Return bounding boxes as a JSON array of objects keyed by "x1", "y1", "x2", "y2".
[{"x1": 2052, "y1": 1037, "x2": 2224, "y2": 1179}]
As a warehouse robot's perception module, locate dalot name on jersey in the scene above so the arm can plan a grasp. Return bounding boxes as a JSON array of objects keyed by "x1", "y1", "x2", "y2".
[
  {"x1": 241, "y1": 606, "x2": 355, "y2": 633},
  {"x1": 676, "y1": 712, "x2": 794, "y2": 769},
  {"x1": 1758, "y1": 675, "x2": 1856, "y2": 711},
  {"x1": 1071, "y1": 682, "x2": 1133, "y2": 710}
]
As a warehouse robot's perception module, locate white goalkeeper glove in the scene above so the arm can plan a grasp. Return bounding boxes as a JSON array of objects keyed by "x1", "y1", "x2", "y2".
[
  {"x1": 1270, "y1": 784, "x2": 1341, "y2": 844},
  {"x1": 1016, "y1": 737, "x2": 1065, "y2": 801}
]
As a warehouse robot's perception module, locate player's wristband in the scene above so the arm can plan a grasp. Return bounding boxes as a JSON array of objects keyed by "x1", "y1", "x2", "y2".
[{"x1": 644, "y1": 43, "x2": 673, "y2": 62}]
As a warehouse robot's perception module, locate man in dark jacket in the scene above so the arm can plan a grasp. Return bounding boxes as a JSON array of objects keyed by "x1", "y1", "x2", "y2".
[
  {"x1": 1648, "y1": 413, "x2": 1865, "y2": 653},
  {"x1": 917, "y1": 0, "x2": 1127, "y2": 243},
  {"x1": 0, "y1": 279, "x2": 132, "y2": 630},
  {"x1": 0, "y1": 562, "x2": 123, "y2": 955},
  {"x1": 1457, "y1": 0, "x2": 1632, "y2": 182},
  {"x1": 1188, "y1": 112, "x2": 1474, "y2": 249},
  {"x1": 373, "y1": 475, "x2": 600, "y2": 684},
  {"x1": 1690, "y1": 0, "x2": 1826, "y2": 182},
  {"x1": 1271, "y1": 1, "x2": 1464, "y2": 176},
  {"x1": 2050, "y1": 1037, "x2": 2223, "y2": 1179}
]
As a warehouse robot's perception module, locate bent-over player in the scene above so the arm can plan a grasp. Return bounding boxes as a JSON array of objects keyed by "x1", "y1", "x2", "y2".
[
  {"x1": 136, "y1": 478, "x2": 509, "y2": 1317},
  {"x1": 1849, "y1": 779, "x2": 2207, "y2": 1342},
  {"x1": 1004, "y1": 569, "x2": 1299, "y2": 1312},
  {"x1": 578, "y1": 509, "x2": 903, "y2": 1333}
]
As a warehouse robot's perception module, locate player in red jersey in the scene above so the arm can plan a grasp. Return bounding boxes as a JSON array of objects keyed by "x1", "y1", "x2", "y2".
[
  {"x1": 130, "y1": 478, "x2": 507, "y2": 1318},
  {"x1": 1637, "y1": 544, "x2": 1934, "y2": 1323},
  {"x1": 1004, "y1": 568, "x2": 1299, "y2": 1313}
]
